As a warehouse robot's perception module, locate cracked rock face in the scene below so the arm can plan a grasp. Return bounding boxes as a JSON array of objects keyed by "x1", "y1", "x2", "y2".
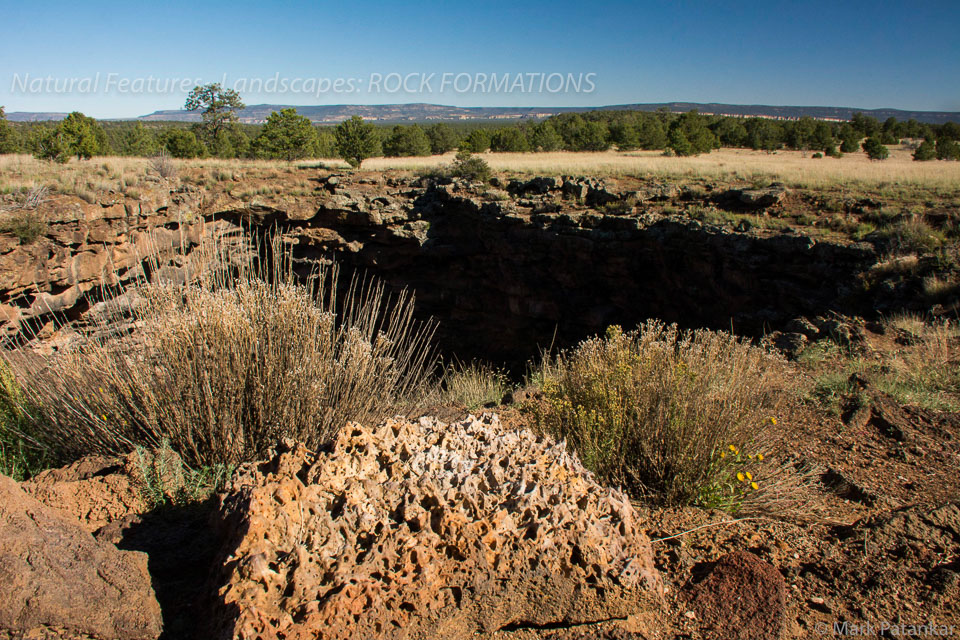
[{"x1": 212, "y1": 414, "x2": 663, "y2": 640}]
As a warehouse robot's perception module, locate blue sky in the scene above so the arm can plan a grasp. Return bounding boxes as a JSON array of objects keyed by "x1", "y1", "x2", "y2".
[{"x1": 2, "y1": 0, "x2": 958, "y2": 118}]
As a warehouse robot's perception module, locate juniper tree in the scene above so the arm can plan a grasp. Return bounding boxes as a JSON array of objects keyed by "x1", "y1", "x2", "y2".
[{"x1": 334, "y1": 115, "x2": 381, "y2": 168}]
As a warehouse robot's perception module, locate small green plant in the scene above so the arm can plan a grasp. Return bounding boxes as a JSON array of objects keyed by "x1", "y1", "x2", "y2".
[
  {"x1": 0, "y1": 364, "x2": 49, "y2": 480},
  {"x1": 808, "y1": 362, "x2": 868, "y2": 417},
  {"x1": 878, "y1": 315, "x2": 960, "y2": 411},
  {"x1": 697, "y1": 437, "x2": 770, "y2": 511},
  {"x1": 450, "y1": 149, "x2": 492, "y2": 183},
  {"x1": 598, "y1": 196, "x2": 638, "y2": 215},
  {"x1": 132, "y1": 439, "x2": 234, "y2": 508},
  {"x1": 0, "y1": 211, "x2": 47, "y2": 244}
]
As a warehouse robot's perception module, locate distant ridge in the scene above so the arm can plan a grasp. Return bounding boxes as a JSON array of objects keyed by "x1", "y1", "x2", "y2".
[{"x1": 7, "y1": 102, "x2": 959, "y2": 125}]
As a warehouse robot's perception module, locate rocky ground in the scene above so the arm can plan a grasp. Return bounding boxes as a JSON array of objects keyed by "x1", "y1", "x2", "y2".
[
  {"x1": 0, "y1": 170, "x2": 958, "y2": 638},
  {"x1": 2, "y1": 339, "x2": 958, "y2": 639}
]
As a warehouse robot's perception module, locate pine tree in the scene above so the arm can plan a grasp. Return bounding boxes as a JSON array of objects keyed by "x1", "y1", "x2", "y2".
[
  {"x1": 489, "y1": 127, "x2": 530, "y2": 152},
  {"x1": 425, "y1": 123, "x2": 459, "y2": 154},
  {"x1": 159, "y1": 129, "x2": 203, "y2": 158},
  {"x1": 0, "y1": 106, "x2": 18, "y2": 154},
  {"x1": 861, "y1": 136, "x2": 889, "y2": 161},
  {"x1": 839, "y1": 125, "x2": 861, "y2": 153},
  {"x1": 383, "y1": 124, "x2": 432, "y2": 157},
  {"x1": 529, "y1": 121, "x2": 563, "y2": 151},
  {"x1": 334, "y1": 115, "x2": 381, "y2": 168},
  {"x1": 936, "y1": 138, "x2": 960, "y2": 161},
  {"x1": 51, "y1": 111, "x2": 106, "y2": 160},
  {"x1": 184, "y1": 83, "x2": 245, "y2": 152},
  {"x1": 460, "y1": 129, "x2": 491, "y2": 153},
  {"x1": 253, "y1": 108, "x2": 319, "y2": 160},
  {"x1": 122, "y1": 122, "x2": 158, "y2": 157},
  {"x1": 912, "y1": 140, "x2": 936, "y2": 161}
]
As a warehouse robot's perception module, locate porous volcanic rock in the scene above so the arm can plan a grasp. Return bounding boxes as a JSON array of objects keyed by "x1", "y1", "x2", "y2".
[
  {"x1": 0, "y1": 474, "x2": 162, "y2": 640},
  {"x1": 686, "y1": 551, "x2": 787, "y2": 640},
  {"x1": 21, "y1": 455, "x2": 145, "y2": 532},
  {"x1": 22, "y1": 448, "x2": 186, "y2": 533},
  {"x1": 212, "y1": 414, "x2": 663, "y2": 640}
]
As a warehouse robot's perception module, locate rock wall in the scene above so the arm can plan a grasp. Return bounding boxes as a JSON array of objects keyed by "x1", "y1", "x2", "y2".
[{"x1": 0, "y1": 173, "x2": 878, "y2": 365}]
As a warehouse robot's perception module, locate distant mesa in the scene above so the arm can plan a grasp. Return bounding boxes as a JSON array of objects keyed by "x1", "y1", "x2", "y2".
[{"x1": 5, "y1": 102, "x2": 959, "y2": 124}]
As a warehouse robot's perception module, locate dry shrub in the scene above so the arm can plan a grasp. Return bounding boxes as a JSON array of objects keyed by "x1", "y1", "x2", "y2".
[
  {"x1": 149, "y1": 150, "x2": 177, "y2": 179},
  {"x1": 869, "y1": 253, "x2": 920, "y2": 277},
  {"x1": 2, "y1": 232, "x2": 435, "y2": 467},
  {"x1": 441, "y1": 361, "x2": 510, "y2": 410},
  {"x1": 532, "y1": 322, "x2": 798, "y2": 511},
  {"x1": 878, "y1": 217, "x2": 947, "y2": 254},
  {"x1": 923, "y1": 274, "x2": 960, "y2": 304}
]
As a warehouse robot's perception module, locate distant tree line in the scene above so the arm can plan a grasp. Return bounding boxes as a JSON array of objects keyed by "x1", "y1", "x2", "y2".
[{"x1": 2, "y1": 85, "x2": 959, "y2": 164}]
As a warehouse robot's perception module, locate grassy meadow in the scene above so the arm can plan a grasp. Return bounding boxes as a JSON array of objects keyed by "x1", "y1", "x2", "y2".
[{"x1": 3, "y1": 145, "x2": 960, "y2": 199}]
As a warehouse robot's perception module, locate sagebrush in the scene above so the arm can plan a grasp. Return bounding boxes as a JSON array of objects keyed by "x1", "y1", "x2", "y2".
[
  {"x1": 2, "y1": 231, "x2": 436, "y2": 467},
  {"x1": 531, "y1": 322, "x2": 798, "y2": 511}
]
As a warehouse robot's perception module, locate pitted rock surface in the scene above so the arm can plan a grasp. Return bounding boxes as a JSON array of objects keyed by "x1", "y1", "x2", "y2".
[
  {"x1": 22, "y1": 455, "x2": 145, "y2": 532},
  {"x1": 212, "y1": 414, "x2": 663, "y2": 640}
]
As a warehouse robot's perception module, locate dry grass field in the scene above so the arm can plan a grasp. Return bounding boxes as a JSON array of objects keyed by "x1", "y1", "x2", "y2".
[
  {"x1": 367, "y1": 146, "x2": 960, "y2": 191},
  {"x1": 2, "y1": 146, "x2": 959, "y2": 200}
]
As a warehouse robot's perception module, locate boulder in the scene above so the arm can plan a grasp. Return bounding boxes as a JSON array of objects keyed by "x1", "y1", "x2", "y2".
[
  {"x1": 0, "y1": 474, "x2": 162, "y2": 640},
  {"x1": 738, "y1": 184, "x2": 788, "y2": 209},
  {"x1": 211, "y1": 414, "x2": 663, "y2": 640},
  {"x1": 22, "y1": 455, "x2": 145, "y2": 533},
  {"x1": 562, "y1": 180, "x2": 589, "y2": 201},
  {"x1": 22, "y1": 448, "x2": 187, "y2": 533},
  {"x1": 686, "y1": 551, "x2": 787, "y2": 640}
]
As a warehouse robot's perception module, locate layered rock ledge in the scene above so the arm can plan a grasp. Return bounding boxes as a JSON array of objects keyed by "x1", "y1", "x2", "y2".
[{"x1": 0, "y1": 172, "x2": 890, "y2": 367}]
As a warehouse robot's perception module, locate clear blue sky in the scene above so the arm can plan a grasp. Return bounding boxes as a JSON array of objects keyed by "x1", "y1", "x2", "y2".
[{"x1": 2, "y1": 0, "x2": 958, "y2": 118}]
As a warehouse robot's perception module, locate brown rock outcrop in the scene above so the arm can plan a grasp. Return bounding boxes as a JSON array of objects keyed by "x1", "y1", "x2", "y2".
[
  {"x1": 1, "y1": 173, "x2": 882, "y2": 369},
  {"x1": 212, "y1": 414, "x2": 663, "y2": 640},
  {"x1": 21, "y1": 455, "x2": 146, "y2": 532},
  {"x1": 0, "y1": 474, "x2": 162, "y2": 640}
]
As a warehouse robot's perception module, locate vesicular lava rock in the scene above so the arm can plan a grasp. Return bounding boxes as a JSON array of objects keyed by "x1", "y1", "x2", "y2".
[{"x1": 212, "y1": 414, "x2": 663, "y2": 640}]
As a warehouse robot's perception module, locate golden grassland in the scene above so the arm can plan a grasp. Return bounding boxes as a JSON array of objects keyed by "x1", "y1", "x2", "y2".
[
  {"x1": 2, "y1": 146, "x2": 960, "y2": 198},
  {"x1": 365, "y1": 147, "x2": 960, "y2": 192}
]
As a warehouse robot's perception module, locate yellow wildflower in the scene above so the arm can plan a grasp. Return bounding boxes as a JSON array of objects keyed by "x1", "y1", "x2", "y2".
[
  {"x1": 757, "y1": 453, "x2": 764, "y2": 462},
  {"x1": 728, "y1": 444, "x2": 738, "y2": 454},
  {"x1": 746, "y1": 471, "x2": 753, "y2": 480},
  {"x1": 768, "y1": 417, "x2": 777, "y2": 425},
  {"x1": 751, "y1": 482, "x2": 759, "y2": 490},
  {"x1": 736, "y1": 472, "x2": 745, "y2": 482}
]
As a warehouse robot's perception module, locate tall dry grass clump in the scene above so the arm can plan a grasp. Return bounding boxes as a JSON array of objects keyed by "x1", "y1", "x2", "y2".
[
  {"x1": 440, "y1": 361, "x2": 511, "y2": 410},
  {"x1": 532, "y1": 322, "x2": 795, "y2": 511},
  {"x1": 878, "y1": 313, "x2": 959, "y2": 410},
  {"x1": 2, "y1": 232, "x2": 435, "y2": 467}
]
